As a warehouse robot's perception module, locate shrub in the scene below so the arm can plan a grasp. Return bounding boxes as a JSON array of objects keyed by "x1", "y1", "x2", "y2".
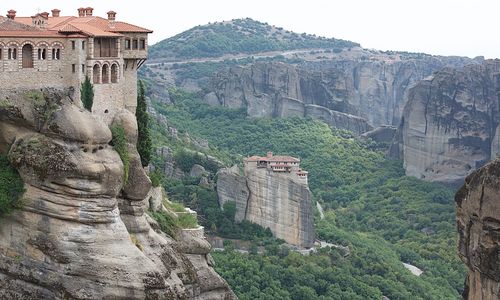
[
  {"x1": 80, "y1": 76, "x2": 94, "y2": 112},
  {"x1": 110, "y1": 124, "x2": 130, "y2": 184},
  {"x1": 0, "y1": 155, "x2": 25, "y2": 216},
  {"x1": 149, "y1": 210, "x2": 180, "y2": 239},
  {"x1": 177, "y1": 213, "x2": 198, "y2": 229},
  {"x1": 136, "y1": 80, "x2": 152, "y2": 167},
  {"x1": 149, "y1": 170, "x2": 162, "y2": 187}
]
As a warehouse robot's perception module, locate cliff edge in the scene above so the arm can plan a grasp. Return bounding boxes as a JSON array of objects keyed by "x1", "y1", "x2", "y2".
[
  {"x1": 0, "y1": 89, "x2": 235, "y2": 299},
  {"x1": 217, "y1": 154, "x2": 315, "y2": 248},
  {"x1": 392, "y1": 59, "x2": 500, "y2": 185},
  {"x1": 456, "y1": 158, "x2": 500, "y2": 299}
]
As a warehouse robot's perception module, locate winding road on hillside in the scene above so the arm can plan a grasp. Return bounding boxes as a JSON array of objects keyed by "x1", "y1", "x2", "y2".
[{"x1": 146, "y1": 48, "x2": 332, "y2": 67}]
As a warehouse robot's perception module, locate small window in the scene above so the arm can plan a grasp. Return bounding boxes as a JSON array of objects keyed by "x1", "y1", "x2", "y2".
[
  {"x1": 132, "y1": 39, "x2": 138, "y2": 50},
  {"x1": 139, "y1": 39, "x2": 145, "y2": 50},
  {"x1": 72, "y1": 64, "x2": 76, "y2": 73},
  {"x1": 82, "y1": 64, "x2": 85, "y2": 73},
  {"x1": 8, "y1": 48, "x2": 17, "y2": 60},
  {"x1": 52, "y1": 48, "x2": 61, "y2": 60},
  {"x1": 0, "y1": 48, "x2": 2, "y2": 60},
  {"x1": 38, "y1": 48, "x2": 46, "y2": 60},
  {"x1": 82, "y1": 41, "x2": 85, "y2": 50},
  {"x1": 124, "y1": 39, "x2": 131, "y2": 50},
  {"x1": 71, "y1": 41, "x2": 75, "y2": 50}
]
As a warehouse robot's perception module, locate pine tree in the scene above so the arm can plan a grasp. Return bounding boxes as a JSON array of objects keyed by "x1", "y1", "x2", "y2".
[
  {"x1": 136, "y1": 80, "x2": 152, "y2": 167},
  {"x1": 80, "y1": 76, "x2": 94, "y2": 112}
]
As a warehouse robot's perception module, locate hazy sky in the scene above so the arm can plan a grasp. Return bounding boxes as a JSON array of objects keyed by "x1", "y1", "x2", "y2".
[{"x1": 4, "y1": 0, "x2": 499, "y2": 58}]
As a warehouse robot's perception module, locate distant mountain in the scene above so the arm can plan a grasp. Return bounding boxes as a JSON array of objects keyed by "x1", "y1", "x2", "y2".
[{"x1": 149, "y1": 18, "x2": 360, "y2": 61}]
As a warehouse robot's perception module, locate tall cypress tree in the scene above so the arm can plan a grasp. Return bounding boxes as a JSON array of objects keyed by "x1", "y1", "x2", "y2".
[
  {"x1": 136, "y1": 80, "x2": 152, "y2": 167},
  {"x1": 80, "y1": 76, "x2": 94, "y2": 112}
]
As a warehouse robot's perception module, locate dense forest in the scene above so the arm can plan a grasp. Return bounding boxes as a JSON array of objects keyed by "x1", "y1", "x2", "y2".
[
  {"x1": 148, "y1": 88, "x2": 465, "y2": 299},
  {"x1": 149, "y1": 18, "x2": 359, "y2": 61}
]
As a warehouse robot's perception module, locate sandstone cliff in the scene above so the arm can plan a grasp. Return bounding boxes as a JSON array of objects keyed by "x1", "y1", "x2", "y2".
[
  {"x1": 391, "y1": 60, "x2": 500, "y2": 185},
  {"x1": 201, "y1": 57, "x2": 475, "y2": 134},
  {"x1": 0, "y1": 89, "x2": 235, "y2": 299},
  {"x1": 217, "y1": 165, "x2": 315, "y2": 248},
  {"x1": 456, "y1": 158, "x2": 500, "y2": 300}
]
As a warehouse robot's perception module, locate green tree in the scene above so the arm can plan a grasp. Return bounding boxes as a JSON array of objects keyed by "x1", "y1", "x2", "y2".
[
  {"x1": 136, "y1": 80, "x2": 152, "y2": 167},
  {"x1": 80, "y1": 76, "x2": 94, "y2": 112}
]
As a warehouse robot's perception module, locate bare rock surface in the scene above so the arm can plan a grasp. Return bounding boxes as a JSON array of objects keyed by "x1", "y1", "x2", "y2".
[
  {"x1": 0, "y1": 88, "x2": 235, "y2": 300},
  {"x1": 202, "y1": 57, "x2": 475, "y2": 133},
  {"x1": 217, "y1": 164, "x2": 315, "y2": 248},
  {"x1": 456, "y1": 158, "x2": 500, "y2": 300},
  {"x1": 392, "y1": 60, "x2": 500, "y2": 185}
]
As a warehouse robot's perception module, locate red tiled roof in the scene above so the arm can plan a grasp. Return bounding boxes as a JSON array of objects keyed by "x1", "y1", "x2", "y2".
[
  {"x1": 245, "y1": 154, "x2": 300, "y2": 163},
  {"x1": 0, "y1": 17, "x2": 41, "y2": 31},
  {"x1": 1, "y1": 11, "x2": 152, "y2": 38},
  {"x1": 268, "y1": 156, "x2": 300, "y2": 162}
]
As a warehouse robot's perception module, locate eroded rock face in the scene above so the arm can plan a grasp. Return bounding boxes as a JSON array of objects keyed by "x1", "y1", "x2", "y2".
[
  {"x1": 392, "y1": 60, "x2": 500, "y2": 185},
  {"x1": 456, "y1": 158, "x2": 500, "y2": 300},
  {"x1": 0, "y1": 89, "x2": 235, "y2": 299},
  {"x1": 203, "y1": 57, "x2": 474, "y2": 133},
  {"x1": 217, "y1": 164, "x2": 315, "y2": 248}
]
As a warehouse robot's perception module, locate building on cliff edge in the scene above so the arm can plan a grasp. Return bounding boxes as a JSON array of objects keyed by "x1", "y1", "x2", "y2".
[
  {"x1": 245, "y1": 151, "x2": 309, "y2": 184},
  {"x1": 217, "y1": 152, "x2": 315, "y2": 248},
  {"x1": 0, "y1": 8, "x2": 151, "y2": 123}
]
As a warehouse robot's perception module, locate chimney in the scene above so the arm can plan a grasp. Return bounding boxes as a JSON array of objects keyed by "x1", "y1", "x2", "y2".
[
  {"x1": 267, "y1": 151, "x2": 273, "y2": 158},
  {"x1": 40, "y1": 12, "x2": 49, "y2": 19},
  {"x1": 51, "y1": 9, "x2": 60, "y2": 17},
  {"x1": 85, "y1": 7, "x2": 93, "y2": 16},
  {"x1": 77, "y1": 7, "x2": 85, "y2": 17},
  {"x1": 107, "y1": 11, "x2": 116, "y2": 21},
  {"x1": 6, "y1": 9, "x2": 16, "y2": 20}
]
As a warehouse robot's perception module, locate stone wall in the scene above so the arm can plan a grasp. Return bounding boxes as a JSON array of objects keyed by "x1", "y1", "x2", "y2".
[{"x1": 0, "y1": 36, "x2": 142, "y2": 125}]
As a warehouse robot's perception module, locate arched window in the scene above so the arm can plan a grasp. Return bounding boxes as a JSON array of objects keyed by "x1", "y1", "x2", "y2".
[
  {"x1": 111, "y1": 64, "x2": 118, "y2": 83},
  {"x1": 102, "y1": 64, "x2": 109, "y2": 84},
  {"x1": 37, "y1": 48, "x2": 47, "y2": 60},
  {"x1": 93, "y1": 64, "x2": 100, "y2": 84},
  {"x1": 22, "y1": 44, "x2": 33, "y2": 68},
  {"x1": 52, "y1": 48, "x2": 61, "y2": 60},
  {"x1": 8, "y1": 48, "x2": 17, "y2": 60}
]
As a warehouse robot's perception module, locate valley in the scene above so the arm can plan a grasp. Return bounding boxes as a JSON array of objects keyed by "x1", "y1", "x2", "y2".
[{"x1": 0, "y1": 7, "x2": 498, "y2": 300}]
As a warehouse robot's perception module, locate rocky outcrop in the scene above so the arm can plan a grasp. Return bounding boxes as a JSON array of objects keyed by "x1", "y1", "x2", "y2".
[
  {"x1": 217, "y1": 164, "x2": 315, "y2": 248},
  {"x1": 361, "y1": 125, "x2": 397, "y2": 144},
  {"x1": 216, "y1": 165, "x2": 249, "y2": 222},
  {"x1": 203, "y1": 57, "x2": 475, "y2": 133},
  {"x1": 456, "y1": 158, "x2": 500, "y2": 300},
  {"x1": 0, "y1": 88, "x2": 235, "y2": 299},
  {"x1": 392, "y1": 60, "x2": 500, "y2": 185}
]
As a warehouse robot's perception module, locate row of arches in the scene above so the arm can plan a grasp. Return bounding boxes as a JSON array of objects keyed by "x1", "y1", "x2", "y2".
[
  {"x1": 92, "y1": 62, "x2": 119, "y2": 84},
  {"x1": 0, "y1": 41, "x2": 64, "y2": 68}
]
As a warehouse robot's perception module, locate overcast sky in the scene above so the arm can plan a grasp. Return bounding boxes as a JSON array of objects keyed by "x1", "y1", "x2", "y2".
[{"x1": 4, "y1": 0, "x2": 499, "y2": 58}]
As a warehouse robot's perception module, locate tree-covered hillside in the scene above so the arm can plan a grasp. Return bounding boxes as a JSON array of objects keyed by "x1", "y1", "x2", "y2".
[
  {"x1": 149, "y1": 88, "x2": 465, "y2": 299},
  {"x1": 149, "y1": 18, "x2": 359, "y2": 61}
]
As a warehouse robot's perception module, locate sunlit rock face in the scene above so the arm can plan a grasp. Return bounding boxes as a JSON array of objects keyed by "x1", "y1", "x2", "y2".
[
  {"x1": 201, "y1": 57, "x2": 475, "y2": 134},
  {"x1": 456, "y1": 158, "x2": 500, "y2": 300},
  {"x1": 217, "y1": 164, "x2": 315, "y2": 248},
  {"x1": 392, "y1": 60, "x2": 500, "y2": 185},
  {"x1": 0, "y1": 88, "x2": 235, "y2": 299}
]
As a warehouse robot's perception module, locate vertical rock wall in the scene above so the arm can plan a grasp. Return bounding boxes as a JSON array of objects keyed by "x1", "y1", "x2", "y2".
[
  {"x1": 456, "y1": 159, "x2": 500, "y2": 300},
  {"x1": 217, "y1": 164, "x2": 315, "y2": 248}
]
